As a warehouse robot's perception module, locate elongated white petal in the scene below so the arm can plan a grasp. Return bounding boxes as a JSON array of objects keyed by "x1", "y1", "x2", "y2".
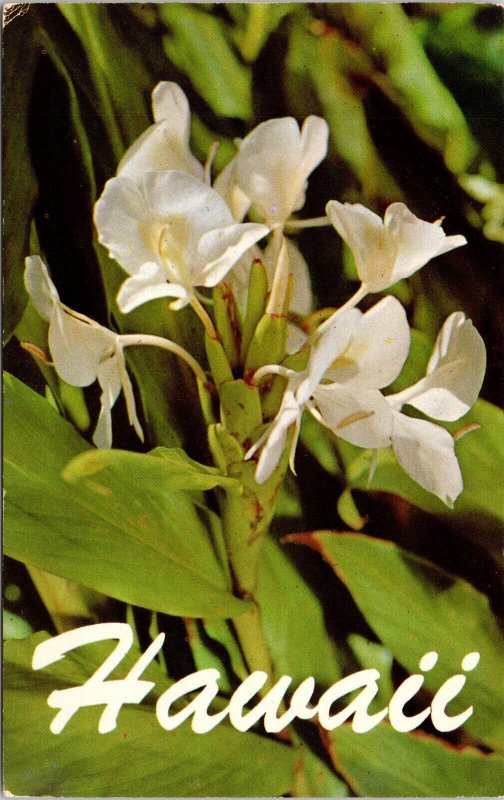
[
  {"x1": 407, "y1": 312, "x2": 486, "y2": 421},
  {"x1": 118, "y1": 82, "x2": 204, "y2": 182},
  {"x1": 299, "y1": 116, "x2": 330, "y2": 182},
  {"x1": 391, "y1": 411, "x2": 463, "y2": 506},
  {"x1": 49, "y1": 310, "x2": 116, "y2": 388},
  {"x1": 314, "y1": 384, "x2": 393, "y2": 448},
  {"x1": 113, "y1": 344, "x2": 144, "y2": 442},
  {"x1": 254, "y1": 391, "x2": 300, "y2": 484},
  {"x1": 196, "y1": 222, "x2": 269, "y2": 286},
  {"x1": 94, "y1": 177, "x2": 154, "y2": 274},
  {"x1": 116, "y1": 262, "x2": 188, "y2": 313},
  {"x1": 24, "y1": 256, "x2": 60, "y2": 321},
  {"x1": 326, "y1": 296, "x2": 410, "y2": 389}
]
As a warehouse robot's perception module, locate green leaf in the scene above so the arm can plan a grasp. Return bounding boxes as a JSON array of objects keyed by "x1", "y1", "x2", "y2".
[
  {"x1": 160, "y1": 5, "x2": 252, "y2": 120},
  {"x1": 289, "y1": 532, "x2": 504, "y2": 749},
  {"x1": 2, "y1": 610, "x2": 33, "y2": 641},
  {"x1": 329, "y1": 724, "x2": 504, "y2": 797},
  {"x1": 58, "y1": 4, "x2": 152, "y2": 157},
  {"x1": 2, "y1": 11, "x2": 40, "y2": 340},
  {"x1": 4, "y1": 633, "x2": 298, "y2": 797},
  {"x1": 4, "y1": 373, "x2": 247, "y2": 619},
  {"x1": 257, "y1": 536, "x2": 342, "y2": 688},
  {"x1": 233, "y1": 4, "x2": 297, "y2": 63},
  {"x1": 65, "y1": 446, "x2": 240, "y2": 492},
  {"x1": 295, "y1": 745, "x2": 348, "y2": 797}
]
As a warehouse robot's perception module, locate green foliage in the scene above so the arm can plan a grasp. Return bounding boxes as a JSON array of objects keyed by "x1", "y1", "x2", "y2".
[
  {"x1": 4, "y1": 374, "x2": 247, "y2": 619},
  {"x1": 4, "y1": 633, "x2": 298, "y2": 797},
  {"x1": 329, "y1": 723, "x2": 504, "y2": 797},
  {"x1": 3, "y1": 3, "x2": 504, "y2": 795},
  {"x1": 289, "y1": 532, "x2": 504, "y2": 749}
]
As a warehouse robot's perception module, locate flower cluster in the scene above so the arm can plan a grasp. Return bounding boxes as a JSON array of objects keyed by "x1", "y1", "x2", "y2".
[{"x1": 24, "y1": 81, "x2": 486, "y2": 506}]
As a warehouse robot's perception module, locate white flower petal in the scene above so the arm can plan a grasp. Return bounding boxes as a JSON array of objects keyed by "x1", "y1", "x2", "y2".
[
  {"x1": 326, "y1": 200, "x2": 384, "y2": 288},
  {"x1": 94, "y1": 177, "x2": 154, "y2": 274},
  {"x1": 214, "y1": 158, "x2": 251, "y2": 222},
  {"x1": 299, "y1": 116, "x2": 330, "y2": 183},
  {"x1": 303, "y1": 308, "x2": 361, "y2": 396},
  {"x1": 24, "y1": 256, "x2": 60, "y2": 321},
  {"x1": 407, "y1": 312, "x2": 486, "y2": 421},
  {"x1": 226, "y1": 116, "x2": 328, "y2": 224},
  {"x1": 118, "y1": 82, "x2": 204, "y2": 182},
  {"x1": 384, "y1": 203, "x2": 466, "y2": 282},
  {"x1": 326, "y1": 296, "x2": 410, "y2": 389},
  {"x1": 314, "y1": 384, "x2": 393, "y2": 449},
  {"x1": 326, "y1": 200, "x2": 467, "y2": 292},
  {"x1": 391, "y1": 411, "x2": 463, "y2": 506},
  {"x1": 254, "y1": 392, "x2": 300, "y2": 484},
  {"x1": 49, "y1": 311, "x2": 116, "y2": 387},
  {"x1": 196, "y1": 222, "x2": 269, "y2": 287},
  {"x1": 116, "y1": 262, "x2": 188, "y2": 313}
]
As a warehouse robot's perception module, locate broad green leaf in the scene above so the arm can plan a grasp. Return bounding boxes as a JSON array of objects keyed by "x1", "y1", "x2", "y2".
[
  {"x1": 257, "y1": 536, "x2": 342, "y2": 688},
  {"x1": 346, "y1": 400, "x2": 504, "y2": 528},
  {"x1": 329, "y1": 724, "x2": 504, "y2": 797},
  {"x1": 64, "y1": 446, "x2": 239, "y2": 492},
  {"x1": 2, "y1": 10, "x2": 40, "y2": 339},
  {"x1": 4, "y1": 633, "x2": 298, "y2": 797},
  {"x1": 4, "y1": 373, "x2": 247, "y2": 619},
  {"x1": 295, "y1": 745, "x2": 348, "y2": 797},
  {"x1": 289, "y1": 532, "x2": 504, "y2": 749},
  {"x1": 160, "y1": 5, "x2": 252, "y2": 120}
]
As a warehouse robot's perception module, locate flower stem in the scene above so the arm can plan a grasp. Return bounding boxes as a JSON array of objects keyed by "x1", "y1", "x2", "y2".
[
  {"x1": 119, "y1": 333, "x2": 207, "y2": 381},
  {"x1": 190, "y1": 296, "x2": 219, "y2": 340},
  {"x1": 317, "y1": 283, "x2": 369, "y2": 334},
  {"x1": 285, "y1": 215, "x2": 330, "y2": 230}
]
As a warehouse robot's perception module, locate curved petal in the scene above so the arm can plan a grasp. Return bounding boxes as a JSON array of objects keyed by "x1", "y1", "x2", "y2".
[
  {"x1": 94, "y1": 177, "x2": 154, "y2": 274},
  {"x1": 299, "y1": 116, "x2": 329, "y2": 182},
  {"x1": 116, "y1": 262, "x2": 188, "y2": 313},
  {"x1": 407, "y1": 312, "x2": 486, "y2": 421},
  {"x1": 326, "y1": 296, "x2": 410, "y2": 389},
  {"x1": 391, "y1": 411, "x2": 463, "y2": 507},
  {"x1": 326, "y1": 200, "x2": 385, "y2": 288},
  {"x1": 24, "y1": 256, "x2": 60, "y2": 321},
  {"x1": 118, "y1": 83, "x2": 204, "y2": 181},
  {"x1": 254, "y1": 392, "x2": 300, "y2": 484},
  {"x1": 196, "y1": 222, "x2": 269, "y2": 287},
  {"x1": 302, "y1": 308, "x2": 361, "y2": 396},
  {"x1": 213, "y1": 157, "x2": 251, "y2": 222},
  {"x1": 49, "y1": 311, "x2": 115, "y2": 387},
  {"x1": 385, "y1": 203, "x2": 466, "y2": 282},
  {"x1": 92, "y1": 356, "x2": 122, "y2": 449},
  {"x1": 314, "y1": 384, "x2": 393, "y2": 449}
]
